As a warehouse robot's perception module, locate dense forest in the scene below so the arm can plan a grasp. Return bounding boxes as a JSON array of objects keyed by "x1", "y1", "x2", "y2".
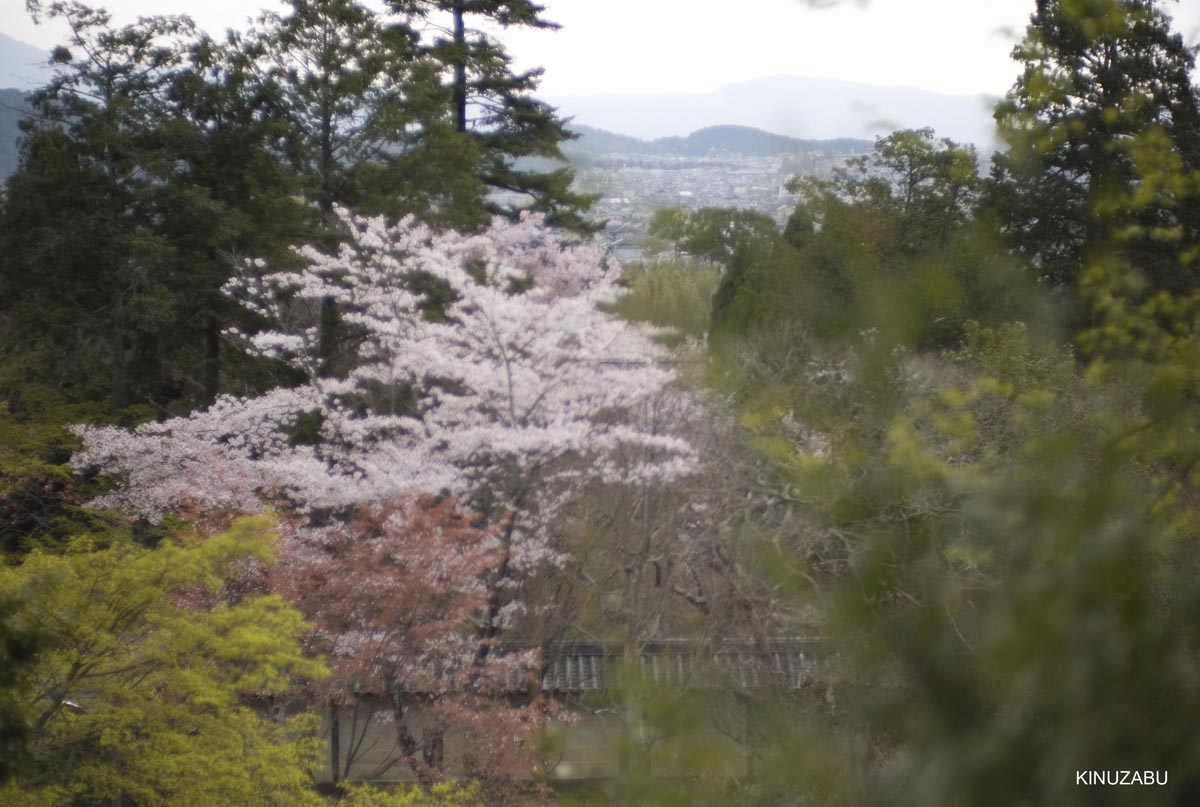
[{"x1": 2, "y1": 0, "x2": 1200, "y2": 805}]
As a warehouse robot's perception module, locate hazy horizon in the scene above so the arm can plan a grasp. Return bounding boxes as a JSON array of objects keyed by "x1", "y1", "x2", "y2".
[
  {"x1": 6, "y1": 0, "x2": 1199, "y2": 100},
  {"x1": 5, "y1": 0, "x2": 1198, "y2": 148},
  {"x1": 548, "y1": 74, "x2": 999, "y2": 145}
]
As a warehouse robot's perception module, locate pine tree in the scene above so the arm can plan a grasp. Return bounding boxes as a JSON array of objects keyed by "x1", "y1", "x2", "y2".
[
  {"x1": 2, "y1": 3, "x2": 196, "y2": 410},
  {"x1": 403, "y1": 0, "x2": 597, "y2": 231},
  {"x1": 3, "y1": 3, "x2": 310, "y2": 410},
  {"x1": 250, "y1": 0, "x2": 486, "y2": 229},
  {"x1": 988, "y1": 0, "x2": 1200, "y2": 297}
]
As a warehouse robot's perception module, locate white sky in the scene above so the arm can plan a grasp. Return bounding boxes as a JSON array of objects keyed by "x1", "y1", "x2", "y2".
[{"x1": 6, "y1": 0, "x2": 1200, "y2": 97}]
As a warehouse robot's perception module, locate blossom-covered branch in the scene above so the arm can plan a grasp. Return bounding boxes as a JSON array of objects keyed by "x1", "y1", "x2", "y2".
[{"x1": 74, "y1": 210, "x2": 697, "y2": 527}]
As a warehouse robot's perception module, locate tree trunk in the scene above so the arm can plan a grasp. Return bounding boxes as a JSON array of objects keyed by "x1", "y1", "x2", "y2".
[
  {"x1": 452, "y1": 1, "x2": 468, "y2": 133},
  {"x1": 329, "y1": 702, "x2": 340, "y2": 784},
  {"x1": 203, "y1": 317, "x2": 220, "y2": 404},
  {"x1": 318, "y1": 296, "x2": 338, "y2": 378},
  {"x1": 112, "y1": 324, "x2": 129, "y2": 411}
]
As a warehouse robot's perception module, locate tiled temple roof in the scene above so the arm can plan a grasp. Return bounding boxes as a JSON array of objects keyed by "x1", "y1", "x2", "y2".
[{"x1": 378, "y1": 639, "x2": 820, "y2": 695}]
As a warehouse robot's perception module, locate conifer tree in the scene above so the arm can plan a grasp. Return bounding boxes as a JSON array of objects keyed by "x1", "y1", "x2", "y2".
[
  {"x1": 988, "y1": 0, "x2": 1200, "y2": 297},
  {"x1": 3, "y1": 3, "x2": 197, "y2": 410},
  {"x1": 402, "y1": 0, "x2": 597, "y2": 231},
  {"x1": 250, "y1": 0, "x2": 486, "y2": 229},
  {"x1": 3, "y1": 3, "x2": 309, "y2": 410}
]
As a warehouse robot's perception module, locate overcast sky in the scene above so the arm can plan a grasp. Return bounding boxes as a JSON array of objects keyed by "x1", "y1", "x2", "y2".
[{"x1": 7, "y1": 0, "x2": 1200, "y2": 98}]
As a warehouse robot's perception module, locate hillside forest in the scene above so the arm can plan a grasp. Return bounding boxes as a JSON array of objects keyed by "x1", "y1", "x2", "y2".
[{"x1": 2, "y1": 1, "x2": 1200, "y2": 806}]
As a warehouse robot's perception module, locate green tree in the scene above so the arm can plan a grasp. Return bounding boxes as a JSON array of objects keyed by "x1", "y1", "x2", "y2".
[
  {"x1": 0, "y1": 516, "x2": 328, "y2": 807},
  {"x1": 0, "y1": 384, "x2": 134, "y2": 555},
  {"x1": 3, "y1": 3, "x2": 309, "y2": 410},
  {"x1": 406, "y1": 0, "x2": 597, "y2": 231},
  {"x1": 712, "y1": 130, "x2": 1011, "y2": 350},
  {"x1": 251, "y1": 0, "x2": 485, "y2": 228},
  {"x1": 647, "y1": 205, "x2": 688, "y2": 257},
  {"x1": 840, "y1": 127, "x2": 981, "y2": 254},
  {"x1": 680, "y1": 206, "x2": 777, "y2": 265},
  {"x1": 0, "y1": 591, "x2": 41, "y2": 784},
  {"x1": 2, "y1": 3, "x2": 195, "y2": 410},
  {"x1": 987, "y1": 0, "x2": 1200, "y2": 297},
  {"x1": 154, "y1": 31, "x2": 313, "y2": 404}
]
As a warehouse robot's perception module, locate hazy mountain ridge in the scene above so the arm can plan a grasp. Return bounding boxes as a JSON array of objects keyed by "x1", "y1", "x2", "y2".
[
  {"x1": 0, "y1": 90, "x2": 32, "y2": 179},
  {"x1": 550, "y1": 74, "x2": 1000, "y2": 148},
  {"x1": 653, "y1": 125, "x2": 871, "y2": 157},
  {"x1": 564, "y1": 123, "x2": 873, "y2": 161},
  {"x1": 0, "y1": 34, "x2": 48, "y2": 179},
  {"x1": 0, "y1": 33, "x2": 989, "y2": 180},
  {"x1": 0, "y1": 33, "x2": 51, "y2": 91}
]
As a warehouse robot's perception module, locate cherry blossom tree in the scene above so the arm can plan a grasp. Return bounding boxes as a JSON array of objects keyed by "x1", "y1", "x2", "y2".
[
  {"x1": 70, "y1": 211, "x2": 699, "y2": 793},
  {"x1": 74, "y1": 210, "x2": 695, "y2": 522},
  {"x1": 73, "y1": 208, "x2": 697, "y2": 628},
  {"x1": 74, "y1": 210, "x2": 696, "y2": 609}
]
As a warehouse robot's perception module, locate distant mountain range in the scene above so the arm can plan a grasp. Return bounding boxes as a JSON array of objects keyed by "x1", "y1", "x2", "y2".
[
  {"x1": 0, "y1": 33, "x2": 999, "y2": 180},
  {"x1": 0, "y1": 34, "x2": 48, "y2": 179},
  {"x1": 563, "y1": 124, "x2": 872, "y2": 160},
  {"x1": 549, "y1": 74, "x2": 1001, "y2": 148},
  {"x1": 0, "y1": 90, "x2": 32, "y2": 179},
  {"x1": 0, "y1": 113, "x2": 866, "y2": 181}
]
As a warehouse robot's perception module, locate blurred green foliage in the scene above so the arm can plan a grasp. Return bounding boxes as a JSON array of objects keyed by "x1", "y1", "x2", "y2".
[
  {"x1": 334, "y1": 782, "x2": 481, "y2": 807},
  {"x1": 612, "y1": 260, "x2": 723, "y2": 342},
  {"x1": 615, "y1": 2, "x2": 1200, "y2": 804},
  {"x1": 712, "y1": 128, "x2": 1042, "y2": 352}
]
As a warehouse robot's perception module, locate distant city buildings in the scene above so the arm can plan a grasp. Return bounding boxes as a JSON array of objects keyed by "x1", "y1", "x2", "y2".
[{"x1": 575, "y1": 148, "x2": 865, "y2": 261}]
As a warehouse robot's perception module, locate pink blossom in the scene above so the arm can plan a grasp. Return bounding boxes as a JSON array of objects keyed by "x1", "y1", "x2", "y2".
[{"x1": 75, "y1": 211, "x2": 697, "y2": 525}]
